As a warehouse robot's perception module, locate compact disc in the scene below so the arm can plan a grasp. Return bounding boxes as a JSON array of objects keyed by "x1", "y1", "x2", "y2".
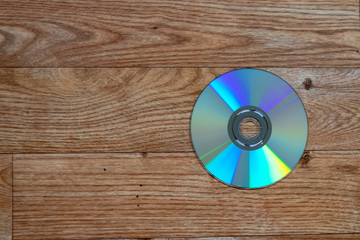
[{"x1": 191, "y1": 69, "x2": 308, "y2": 189}]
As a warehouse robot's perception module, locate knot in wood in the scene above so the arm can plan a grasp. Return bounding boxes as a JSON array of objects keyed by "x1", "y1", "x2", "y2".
[{"x1": 302, "y1": 78, "x2": 313, "y2": 90}]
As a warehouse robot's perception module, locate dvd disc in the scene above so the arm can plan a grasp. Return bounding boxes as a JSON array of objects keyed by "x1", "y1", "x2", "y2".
[{"x1": 191, "y1": 69, "x2": 308, "y2": 189}]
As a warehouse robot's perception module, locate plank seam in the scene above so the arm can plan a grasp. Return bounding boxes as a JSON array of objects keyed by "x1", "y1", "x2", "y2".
[
  {"x1": 0, "y1": 67, "x2": 360, "y2": 69},
  {"x1": 11, "y1": 153, "x2": 13, "y2": 240},
  {"x1": 8, "y1": 149, "x2": 360, "y2": 156},
  {"x1": 168, "y1": 232, "x2": 360, "y2": 239}
]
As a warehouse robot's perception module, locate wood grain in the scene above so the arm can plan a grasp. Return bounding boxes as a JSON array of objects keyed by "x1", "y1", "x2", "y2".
[
  {"x1": 0, "y1": 1, "x2": 359, "y2": 67},
  {"x1": 13, "y1": 151, "x2": 360, "y2": 239},
  {"x1": 2, "y1": 1, "x2": 360, "y2": 239},
  {"x1": 0, "y1": 68, "x2": 359, "y2": 153},
  {"x1": 0, "y1": 155, "x2": 12, "y2": 240},
  {"x1": 171, "y1": 234, "x2": 360, "y2": 240}
]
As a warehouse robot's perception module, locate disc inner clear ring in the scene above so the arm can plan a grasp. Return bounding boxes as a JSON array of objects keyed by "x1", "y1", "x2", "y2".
[
  {"x1": 190, "y1": 69, "x2": 308, "y2": 189},
  {"x1": 228, "y1": 105, "x2": 272, "y2": 151}
]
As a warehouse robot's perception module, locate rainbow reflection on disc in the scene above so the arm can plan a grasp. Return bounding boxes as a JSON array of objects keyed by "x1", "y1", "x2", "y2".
[{"x1": 191, "y1": 69, "x2": 308, "y2": 189}]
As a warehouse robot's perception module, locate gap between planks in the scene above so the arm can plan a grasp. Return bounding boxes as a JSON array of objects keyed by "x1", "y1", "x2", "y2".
[{"x1": 168, "y1": 233, "x2": 360, "y2": 239}]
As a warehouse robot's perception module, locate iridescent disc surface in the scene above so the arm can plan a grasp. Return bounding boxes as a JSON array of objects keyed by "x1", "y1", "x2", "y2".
[{"x1": 191, "y1": 69, "x2": 308, "y2": 188}]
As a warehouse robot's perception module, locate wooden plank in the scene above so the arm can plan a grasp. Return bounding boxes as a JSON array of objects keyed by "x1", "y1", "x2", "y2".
[
  {"x1": 0, "y1": 68, "x2": 359, "y2": 153},
  {"x1": 0, "y1": 155, "x2": 12, "y2": 240},
  {"x1": 268, "y1": 68, "x2": 360, "y2": 151},
  {"x1": 0, "y1": 1, "x2": 359, "y2": 67},
  {"x1": 170, "y1": 234, "x2": 360, "y2": 240},
  {"x1": 13, "y1": 151, "x2": 360, "y2": 239}
]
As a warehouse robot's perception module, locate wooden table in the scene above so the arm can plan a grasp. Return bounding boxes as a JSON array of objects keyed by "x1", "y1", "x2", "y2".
[{"x1": 0, "y1": 1, "x2": 359, "y2": 239}]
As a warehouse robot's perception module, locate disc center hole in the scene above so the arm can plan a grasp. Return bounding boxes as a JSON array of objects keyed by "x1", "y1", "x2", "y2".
[{"x1": 239, "y1": 117, "x2": 260, "y2": 139}]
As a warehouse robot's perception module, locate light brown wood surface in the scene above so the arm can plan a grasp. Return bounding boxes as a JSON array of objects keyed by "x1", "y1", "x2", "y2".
[
  {"x1": 1, "y1": 0, "x2": 360, "y2": 239},
  {"x1": 0, "y1": 68, "x2": 359, "y2": 154},
  {"x1": 0, "y1": 1, "x2": 360, "y2": 67},
  {"x1": 0, "y1": 155, "x2": 12, "y2": 240},
  {"x1": 171, "y1": 234, "x2": 360, "y2": 240},
  {"x1": 13, "y1": 151, "x2": 360, "y2": 239}
]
